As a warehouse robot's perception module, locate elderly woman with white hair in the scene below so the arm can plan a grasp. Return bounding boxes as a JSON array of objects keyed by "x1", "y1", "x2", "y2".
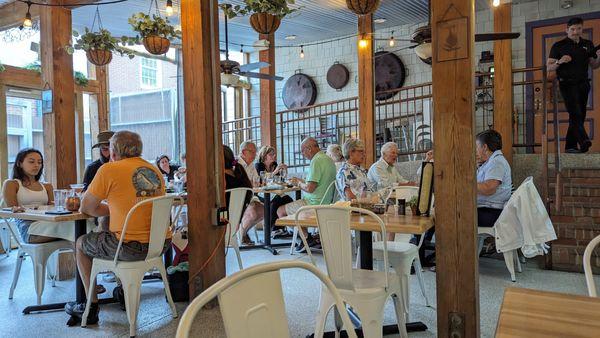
[
  {"x1": 368, "y1": 141, "x2": 412, "y2": 191},
  {"x1": 336, "y1": 138, "x2": 373, "y2": 201},
  {"x1": 326, "y1": 144, "x2": 345, "y2": 171}
]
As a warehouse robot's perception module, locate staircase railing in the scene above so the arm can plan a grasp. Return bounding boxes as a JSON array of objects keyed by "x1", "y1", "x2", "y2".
[{"x1": 551, "y1": 75, "x2": 562, "y2": 211}]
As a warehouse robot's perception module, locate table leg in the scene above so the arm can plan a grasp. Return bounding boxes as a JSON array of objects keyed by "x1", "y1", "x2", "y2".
[
  {"x1": 263, "y1": 192, "x2": 272, "y2": 248},
  {"x1": 74, "y1": 219, "x2": 87, "y2": 303},
  {"x1": 358, "y1": 230, "x2": 373, "y2": 270}
]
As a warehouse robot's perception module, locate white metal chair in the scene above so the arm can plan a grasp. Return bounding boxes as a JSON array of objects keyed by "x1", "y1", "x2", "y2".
[
  {"x1": 175, "y1": 260, "x2": 358, "y2": 338},
  {"x1": 81, "y1": 195, "x2": 178, "y2": 337},
  {"x1": 583, "y1": 234, "x2": 600, "y2": 297},
  {"x1": 0, "y1": 198, "x2": 12, "y2": 255},
  {"x1": 296, "y1": 205, "x2": 408, "y2": 338},
  {"x1": 1, "y1": 216, "x2": 72, "y2": 305},
  {"x1": 477, "y1": 227, "x2": 521, "y2": 282},
  {"x1": 225, "y1": 187, "x2": 254, "y2": 270},
  {"x1": 290, "y1": 180, "x2": 338, "y2": 255}
]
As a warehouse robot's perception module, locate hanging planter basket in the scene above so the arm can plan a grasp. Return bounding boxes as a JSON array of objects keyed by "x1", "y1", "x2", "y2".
[
  {"x1": 86, "y1": 49, "x2": 113, "y2": 66},
  {"x1": 143, "y1": 35, "x2": 171, "y2": 55},
  {"x1": 249, "y1": 13, "x2": 281, "y2": 35},
  {"x1": 346, "y1": 0, "x2": 380, "y2": 15}
]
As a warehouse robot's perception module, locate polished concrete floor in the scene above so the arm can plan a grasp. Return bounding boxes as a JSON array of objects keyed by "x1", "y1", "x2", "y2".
[{"x1": 0, "y1": 243, "x2": 595, "y2": 338}]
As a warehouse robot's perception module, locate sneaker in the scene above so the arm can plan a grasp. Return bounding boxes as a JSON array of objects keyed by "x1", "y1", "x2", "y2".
[
  {"x1": 581, "y1": 140, "x2": 592, "y2": 153},
  {"x1": 272, "y1": 229, "x2": 293, "y2": 239},
  {"x1": 65, "y1": 301, "x2": 99, "y2": 325},
  {"x1": 566, "y1": 148, "x2": 581, "y2": 154}
]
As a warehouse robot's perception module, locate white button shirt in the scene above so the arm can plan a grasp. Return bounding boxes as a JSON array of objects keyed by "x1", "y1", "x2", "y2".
[
  {"x1": 367, "y1": 158, "x2": 408, "y2": 190},
  {"x1": 238, "y1": 157, "x2": 259, "y2": 186}
]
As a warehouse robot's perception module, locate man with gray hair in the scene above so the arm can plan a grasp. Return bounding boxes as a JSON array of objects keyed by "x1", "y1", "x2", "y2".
[
  {"x1": 66, "y1": 130, "x2": 170, "y2": 324},
  {"x1": 368, "y1": 141, "x2": 410, "y2": 190},
  {"x1": 238, "y1": 140, "x2": 259, "y2": 185},
  {"x1": 277, "y1": 137, "x2": 336, "y2": 251}
]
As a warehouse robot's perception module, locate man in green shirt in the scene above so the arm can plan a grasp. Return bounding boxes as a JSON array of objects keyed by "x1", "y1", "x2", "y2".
[{"x1": 277, "y1": 137, "x2": 336, "y2": 251}]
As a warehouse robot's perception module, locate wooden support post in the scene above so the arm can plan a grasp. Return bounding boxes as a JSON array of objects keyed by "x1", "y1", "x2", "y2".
[
  {"x1": 95, "y1": 65, "x2": 110, "y2": 132},
  {"x1": 259, "y1": 33, "x2": 276, "y2": 147},
  {"x1": 75, "y1": 92, "x2": 85, "y2": 181},
  {"x1": 493, "y1": 3, "x2": 513, "y2": 165},
  {"x1": 181, "y1": 0, "x2": 226, "y2": 296},
  {"x1": 431, "y1": 0, "x2": 479, "y2": 337},
  {"x1": 358, "y1": 14, "x2": 375, "y2": 167},
  {"x1": 40, "y1": 5, "x2": 77, "y2": 189}
]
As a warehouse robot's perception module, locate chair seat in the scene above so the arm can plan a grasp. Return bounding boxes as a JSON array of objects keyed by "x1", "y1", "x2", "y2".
[
  {"x1": 92, "y1": 256, "x2": 162, "y2": 270},
  {"x1": 372, "y1": 241, "x2": 418, "y2": 256},
  {"x1": 344, "y1": 269, "x2": 400, "y2": 292}
]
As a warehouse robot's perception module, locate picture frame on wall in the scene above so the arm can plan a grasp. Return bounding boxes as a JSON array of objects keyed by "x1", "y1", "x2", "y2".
[
  {"x1": 42, "y1": 89, "x2": 52, "y2": 114},
  {"x1": 416, "y1": 161, "x2": 434, "y2": 216}
]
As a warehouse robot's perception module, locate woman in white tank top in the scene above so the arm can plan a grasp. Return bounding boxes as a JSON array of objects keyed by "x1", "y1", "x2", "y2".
[{"x1": 2, "y1": 148, "x2": 56, "y2": 243}]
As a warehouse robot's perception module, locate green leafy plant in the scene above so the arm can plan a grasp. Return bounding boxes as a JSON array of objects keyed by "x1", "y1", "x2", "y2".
[
  {"x1": 24, "y1": 61, "x2": 41, "y2": 72},
  {"x1": 407, "y1": 196, "x2": 419, "y2": 208},
  {"x1": 128, "y1": 13, "x2": 181, "y2": 40},
  {"x1": 65, "y1": 28, "x2": 136, "y2": 59},
  {"x1": 220, "y1": 0, "x2": 298, "y2": 19},
  {"x1": 74, "y1": 71, "x2": 89, "y2": 87},
  {"x1": 0, "y1": 61, "x2": 5, "y2": 72}
]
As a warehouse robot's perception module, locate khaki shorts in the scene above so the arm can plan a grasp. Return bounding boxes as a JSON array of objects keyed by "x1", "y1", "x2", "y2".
[
  {"x1": 284, "y1": 199, "x2": 309, "y2": 216},
  {"x1": 81, "y1": 230, "x2": 170, "y2": 261}
]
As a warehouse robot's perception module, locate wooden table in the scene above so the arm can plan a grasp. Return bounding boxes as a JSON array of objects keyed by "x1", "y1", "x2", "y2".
[
  {"x1": 276, "y1": 211, "x2": 434, "y2": 335},
  {"x1": 0, "y1": 207, "x2": 94, "y2": 320},
  {"x1": 246, "y1": 186, "x2": 302, "y2": 255},
  {"x1": 496, "y1": 287, "x2": 600, "y2": 337}
]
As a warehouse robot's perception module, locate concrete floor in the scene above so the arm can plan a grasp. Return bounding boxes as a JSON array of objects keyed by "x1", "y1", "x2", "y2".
[{"x1": 0, "y1": 245, "x2": 596, "y2": 338}]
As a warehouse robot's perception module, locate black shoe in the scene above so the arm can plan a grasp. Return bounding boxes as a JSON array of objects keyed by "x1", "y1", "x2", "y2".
[
  {"x1": 65, "y1": 301, "x2": 99, "y2": 325},
  {"x1": 272, "y1": 229, "x2": 293, "y2": 239},
  {"x1": 580, "y1": 140, "x2": 592, "y2": 153},
  {"x1": 113, "y1": 285, "x2": 126, "y2": 311},
  {"x1": 565, "y1": 148, "x2": 581, "y2": 154}
]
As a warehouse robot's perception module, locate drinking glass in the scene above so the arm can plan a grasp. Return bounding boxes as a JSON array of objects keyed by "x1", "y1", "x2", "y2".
[
  {"x1": 280, "y1": 167, "x2": 287, "y2": 182},
  {"x1": 53, "y1": 189, "x2": 68, "y2": 211},
  {"x1": 174, "y1": 180, "x2": 184, "y2": 194},
  {"x1": 259, "y1": 171, "x2": 266, "y2": 186},
  {"x1": 163, "y1": 175, "x2": 169, "y2": 188}
]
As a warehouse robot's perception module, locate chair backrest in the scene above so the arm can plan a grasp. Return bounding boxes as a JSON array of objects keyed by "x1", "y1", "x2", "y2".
[
  {"x1": 0, "y1": 198, "x2": 23, "y2": 248},
  {"x1": 114, "y1": 195, "x2": 175, "y2": 264},
  {"x1": 584, "y1": 234, "x2": 600, "y2": 297},
  {"x1": 296, "y1": 205, "x2": 389, "y2": 291},
  {"x1": 225, "y1": 188, "x2": 254, "y2": 245},
  {"x1": 319, "y1": 180, "x2": 338, "y2": 205},
  {"x1": 175, "y1": 260, "x2": 357, "y2": 338}
]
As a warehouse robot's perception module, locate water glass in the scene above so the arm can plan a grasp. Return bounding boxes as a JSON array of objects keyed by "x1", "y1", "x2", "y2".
[
  {"x1": 280, "y1": 167, "x2": 287, "y2": 182},
  {"x1": 53, "y1": 189, "x2": 68, "y2": 211},
  {"x1": 174, "y1": 180, "x2": 185, "y2": 194},
  {"x1": 163, "y1": 175, "x2": 169, "y2": 187},
  {"x1": 259, "y1": 171, "x2": 266, "y2": 186}
]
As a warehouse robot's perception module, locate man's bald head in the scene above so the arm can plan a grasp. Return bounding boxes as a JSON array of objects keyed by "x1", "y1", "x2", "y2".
[{"x1": 301, "y1": 137, "x2": 320, "y2": 160}]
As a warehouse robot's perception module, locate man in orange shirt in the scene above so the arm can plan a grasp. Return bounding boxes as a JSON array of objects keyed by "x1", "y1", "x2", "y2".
[{"x1": 66, "y1": 130, "x2": 170, "y2": 324}]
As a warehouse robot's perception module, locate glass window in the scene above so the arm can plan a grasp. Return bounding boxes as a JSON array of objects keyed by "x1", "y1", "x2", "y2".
[
  {"x1": 140, "y1": 57, "x2": 161, "y2": 88},
  {"x1": 0, "y1": 28, "x2": 40, "y2": 69}
]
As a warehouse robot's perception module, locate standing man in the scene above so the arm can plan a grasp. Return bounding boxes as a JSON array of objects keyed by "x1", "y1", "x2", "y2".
[{"x1": 547, "y1": 17, "x2": 600, "y2": 153}]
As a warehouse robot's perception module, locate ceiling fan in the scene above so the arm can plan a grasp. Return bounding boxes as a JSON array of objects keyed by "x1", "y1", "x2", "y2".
[
  {"x1": 408, "y1": 0, "x2": 520, "y2": 65},
  {"x1": 220, "y1": 4, "x2": 283, "y2": 86}
]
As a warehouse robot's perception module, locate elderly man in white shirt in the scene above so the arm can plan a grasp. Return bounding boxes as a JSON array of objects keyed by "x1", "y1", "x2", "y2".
[
  {"x1": 368, "y1": 142, "x2": 412, "y2": 191},
  {"x1": 238, "y1": 141, "x2": 259, "y2": 185}
]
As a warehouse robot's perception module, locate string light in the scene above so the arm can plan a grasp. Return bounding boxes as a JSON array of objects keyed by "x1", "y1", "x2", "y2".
[
  {"x1": 240, "y1": 44, "x2": 244, "y2": 53},
  {"x1": 23, "y1": 2, "x2": 33, "y2": 28},
  {"x1": 299, "y1": 45, "x2": 304, "y2": 58},
  {"x1": 165, "y1": 0, "x2": 173, "y2": 16},
  {"x1": 358, "y1": 37, "x2": 368, "y2": 49},
  {"x1": 492, "y1": 0, "x2": 500, "y2": 7},
  {"x1": 389, "y1": 31, "x2": 395, "y2": 47}
]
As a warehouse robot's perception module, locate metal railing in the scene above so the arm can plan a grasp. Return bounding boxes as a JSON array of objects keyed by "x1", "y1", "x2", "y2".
[{"x1": 222, "y1": 115, "x2": 261, "y2": 155}]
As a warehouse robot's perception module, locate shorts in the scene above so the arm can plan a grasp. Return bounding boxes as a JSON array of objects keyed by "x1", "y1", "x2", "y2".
[
  {"x1": 284, "y1": 199, "x2": 309, "y2": 215},
  {"x1": 81, "y1": 230, "x2": 171, "y2": 261}
]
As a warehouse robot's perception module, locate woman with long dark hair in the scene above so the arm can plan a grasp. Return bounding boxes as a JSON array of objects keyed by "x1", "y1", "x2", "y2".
[
  {"x1": 2, "y1": 148, "x2": 57, "y2": 243},
  {"x1": 155, "y1": 154, "x2": 180, "y2": 182},
  {"x1": 223, "y1": 145, "x2": 263, "y2": 245}
]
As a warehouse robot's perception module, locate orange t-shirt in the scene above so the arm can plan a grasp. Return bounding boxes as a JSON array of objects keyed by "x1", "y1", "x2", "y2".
[{"x1": 86, "y1": 157, "x2": 170, "y2": 243}]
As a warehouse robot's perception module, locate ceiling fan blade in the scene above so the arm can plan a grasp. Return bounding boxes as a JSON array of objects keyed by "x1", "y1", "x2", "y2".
[
  {"x1": 239, "y1": 62, "x2": 270, "y2": 72},
  {"x1": 475, "y1": 32, "x2": 520, "y2": 42},
  {"x1": 238, "y1": 71, "x2": 284, "y2": 81}
]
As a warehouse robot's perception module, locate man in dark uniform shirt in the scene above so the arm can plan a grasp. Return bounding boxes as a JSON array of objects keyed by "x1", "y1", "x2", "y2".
[
  {"x1": 83, "y1": 131, "x2": 114, "y2": 190},
  {"x1": 547, "y1": 17, "x2": 600, "y2": 153}
]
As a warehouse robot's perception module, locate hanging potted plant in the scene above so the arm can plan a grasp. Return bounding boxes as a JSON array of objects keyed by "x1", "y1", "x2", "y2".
[
  {"x1": 128, "y1": 13, "x2": 181, "y2": 55},
  {"x1": 346, "y1": 0, "x2": 380, "y2": 15},
  {"x1": 220, "y1": 0, "x2": 298, "y2": 35},
  {"x1": 66, "y1": 28, "x2": 136, "y2": 66}
]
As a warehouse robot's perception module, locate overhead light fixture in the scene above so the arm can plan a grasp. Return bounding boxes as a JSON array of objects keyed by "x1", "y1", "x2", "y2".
[
  {"x1": 221, "y1": 73, "x2": 240, "y2": 87},
  {"x1": 560, "y1": 0, "x2": 573, "y2": 9},
  {"x1": 300, "y1": 45, "x2": 304, "y2": 58},
  {"x1": 285, "y1": 35, "x2": 297, "y2": 40},
  {"x1": 389, "y1": 31, "x2": 395, "y2": 47},
  {"x1": 252, "y1": 39, "x2": 270, "y2": 51},
  {"x1": 374, "y1": 18, "x2": 387, "y2": 24},
  {"x1": 414, "y1": 42, "x2": 432, "y2": 60},
  {"x1": 492, "y1": 0, "x2": 500, "y2": 7},
  {"x1": 23, "y1": 2, "x2": 33, "y2": 28},
  {"x1": 166, "y1": 0, "x2": 174, "y2": 16}
]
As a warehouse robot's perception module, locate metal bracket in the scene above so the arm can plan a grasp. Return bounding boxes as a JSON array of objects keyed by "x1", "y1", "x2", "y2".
[{"x1": 449, "y1": 312, "x2": 465, "y2": 338}]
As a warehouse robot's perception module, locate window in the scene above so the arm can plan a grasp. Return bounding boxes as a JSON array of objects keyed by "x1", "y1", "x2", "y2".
[{"x1": 140, "y1": 57, "x2": 161, "y2": 88}]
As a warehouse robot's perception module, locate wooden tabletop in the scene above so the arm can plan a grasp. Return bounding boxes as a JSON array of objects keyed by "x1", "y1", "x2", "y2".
[
  {"x1": 276, "y1": 211, "x2": 434, "y2": 234},
  {"x1": 0, "y1": 206, "x2": 91, "y2": 222},
  {"x1": 496, "y1": 287, "x2": 600, "y2": 338}
]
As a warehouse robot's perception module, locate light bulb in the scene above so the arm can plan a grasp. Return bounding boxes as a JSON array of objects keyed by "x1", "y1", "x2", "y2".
[
  {"x1": 389, "y1": 37, "x2": 395, "y2": 47},
  {"x1": 300, "y1": 47, "x2": 305, "y2": 58},
  {"x1": 493, "y1": 0, "x2": 500, "y2": 7},
  {"x1": 166, "y1": 0, "x2": 174, "y2": 16},
  {"x1": 358, "y1": 39, "x2": 368, "y2": 49},
  {"x1": 23, "y1": 12, "x2": 32, "y2": 28}
]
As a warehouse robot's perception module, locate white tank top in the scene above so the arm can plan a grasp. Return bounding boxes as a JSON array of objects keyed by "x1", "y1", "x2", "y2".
[{"x1": 15, "y1": 179, "x2": 49, "y2": 206}]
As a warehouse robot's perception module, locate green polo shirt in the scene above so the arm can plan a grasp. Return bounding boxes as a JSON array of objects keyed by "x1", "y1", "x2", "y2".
[{"x1": 305, "y1": 151, "x2": 337, "y2": 205}]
